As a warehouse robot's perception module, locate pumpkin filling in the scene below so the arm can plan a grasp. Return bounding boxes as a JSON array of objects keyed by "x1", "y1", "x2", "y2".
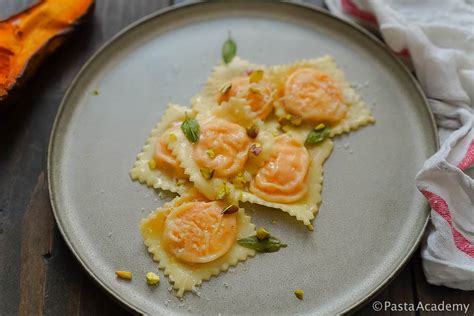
[
  {"x1": 283, "y1": 68, "x2": 347, "y2": 124},
  {"x1": 193, "y1": 116, "x2": 251, "y2": 178},
  {"x1": 162, "y1": 201, "x2": 237, "y2": 264},
  {"x1": 250, "y1": 135, "x2": 310, "y2": 203}
]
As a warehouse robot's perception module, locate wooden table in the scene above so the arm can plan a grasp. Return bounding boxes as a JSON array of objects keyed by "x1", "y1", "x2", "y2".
[{"x1": 1, "y1": 1, "x2": 472, "y2": 315}]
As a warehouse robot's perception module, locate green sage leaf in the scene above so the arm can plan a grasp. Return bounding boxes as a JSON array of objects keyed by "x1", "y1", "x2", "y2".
[
  {"x1": 237, "y1": 235, "x2": 287, "y2": 253},
  {"x1": 222, "y1": 34, "x2": 237, "y2": 64},
  {"x1": 305, "y1": 126, "x2": 331, "y2": 145},
  {"x1": 181, "y1": 116, "x2": 200, "y2": 144}
]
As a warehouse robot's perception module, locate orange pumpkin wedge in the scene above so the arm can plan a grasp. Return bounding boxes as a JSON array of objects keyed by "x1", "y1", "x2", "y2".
[{"x1": 0, "y1": 0, "x2": 95, "y2": 101}]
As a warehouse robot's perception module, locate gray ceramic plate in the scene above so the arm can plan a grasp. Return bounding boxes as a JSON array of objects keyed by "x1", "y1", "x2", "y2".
[{"x1": 48, "y1": 1, "x2": 438, "y2": 315}]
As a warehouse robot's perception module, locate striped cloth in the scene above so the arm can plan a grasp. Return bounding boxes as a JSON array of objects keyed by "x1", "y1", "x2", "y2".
[{"x1": 325, "y1": 0, "x2": 474, "y2": 290}]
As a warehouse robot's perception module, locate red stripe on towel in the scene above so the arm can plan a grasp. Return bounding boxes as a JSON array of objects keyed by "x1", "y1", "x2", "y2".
[
  {"x1": 421, "y1": 190, "x2": 474, "y2": 258},
  {"x1": 457, "y1": 139, "x2": 474, "y2": 171},
  {"x1": 341, "y1": 0, "x2": 377, "y2": 23}
]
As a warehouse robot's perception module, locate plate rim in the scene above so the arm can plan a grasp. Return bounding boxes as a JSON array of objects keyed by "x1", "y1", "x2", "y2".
[{"x1": 47, "y1": 1, "x2": 439, "y2": 314}]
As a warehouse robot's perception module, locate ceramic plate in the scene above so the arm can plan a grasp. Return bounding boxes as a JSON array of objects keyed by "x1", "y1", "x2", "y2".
[{"x1": 48, "y1": 2, "x2": 438, "y2": 315}]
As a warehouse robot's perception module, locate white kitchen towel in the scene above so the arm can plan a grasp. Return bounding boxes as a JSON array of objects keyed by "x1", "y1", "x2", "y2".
[{"x1": 324, "y1": 0, "x2": 474, "y2": 290}]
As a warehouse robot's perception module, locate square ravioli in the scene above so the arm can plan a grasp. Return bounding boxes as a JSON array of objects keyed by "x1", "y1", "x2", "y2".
[
  {"x1": 140, "y1": 190, "x2": 256, "y2": 297},
  {"x1": 129, "y1": 104, "x2": 193, "y2": 194},
  {"x1": 168, "y1": 114, "x2": 333, "y2": 225},
  {"x1": 192, "y1": 56, "x2": 275, "y2": 127},
  {"x1": 269, "y1": 55, "x2": 375, "y2": 137}
]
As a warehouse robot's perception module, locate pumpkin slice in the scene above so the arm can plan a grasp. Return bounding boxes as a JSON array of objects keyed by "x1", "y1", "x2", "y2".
[{"x1": 0, "y1": 0, "x2": 95, "y2": 101}]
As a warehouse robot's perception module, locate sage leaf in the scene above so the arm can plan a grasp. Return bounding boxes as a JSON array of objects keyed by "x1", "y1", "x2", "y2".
[
  {"x1": 181, "y1": 116, "x2": 200, "y2": 144},
  {"x1": 237, "y1": 235, "x2": 287, "y2": 253},
  {"x1": 222, "y1": 34, "x2": 237, "y2": 64},
  {"x1": 305, "y1": 126, "x2": 331, "y2": 145}
]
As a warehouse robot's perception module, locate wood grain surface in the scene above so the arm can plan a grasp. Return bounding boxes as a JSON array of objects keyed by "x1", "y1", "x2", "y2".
[{"x1": 0, "y1": 1, "x2": 472, "y2": 315}]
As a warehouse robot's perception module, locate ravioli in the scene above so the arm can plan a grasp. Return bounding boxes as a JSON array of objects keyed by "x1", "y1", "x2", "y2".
[
  {"x1": 242, "y1": 137, "x2": 333, "y2": 225},
  {"x1": 249, "y1": 135, "x2": 311, "y2": 204},
  {"x1": 193, "y1": 116, "x2": 251, "y2": 178},
  {"x1": 135, "y1": 55, "x2": 374, "y2": 261},
  {"x1": 192, "y1": 57, "x2": 275, "y2": 127},
  {"x1": 170, "y1": 115, "x2": 332, "y2": 224},
  {"x1": 129, "y1": 104, "x2": 192, "y2": 194},
  {"x1": 136, "y1": 56, "x2": 373, "y2": 224},
  {"x1": 269, "y1": 55, "x2": 375, "y2": 137},
  {"x1": 168, "y1": 115, "x2": 244, "y2": 202},
  {"x1": 140, "y1": 190, "x2": 256, "y2": 297}
]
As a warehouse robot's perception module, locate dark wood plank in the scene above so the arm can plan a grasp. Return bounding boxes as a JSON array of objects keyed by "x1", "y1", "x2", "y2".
[{"x1": 18, "y1": 172, "x2": 55, "y2": 316}]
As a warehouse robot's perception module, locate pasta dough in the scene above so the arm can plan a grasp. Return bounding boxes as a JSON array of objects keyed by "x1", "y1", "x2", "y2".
[
  {"x1": 270, "y1": 55, "x2": 375, "y2": 136},
  {"x1": 140, "y1": 190, "x2": 256, "y2": 297},
  {"x1": 192, "y1": 57, "x2": 275, "y2": 127},
  {"x1": 129, "y1": 104, "x2": 192, "y2": 194}
]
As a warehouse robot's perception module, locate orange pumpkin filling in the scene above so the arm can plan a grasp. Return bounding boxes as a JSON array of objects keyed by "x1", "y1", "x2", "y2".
[
  {"x1": 153, "y1": 126, "x2": 187, "y2": 179},
  {"x1": 283, "y1": 68, "x2": 347, "y2": 124},
  {"x1": 162, "y1": 201, "x2": 237, "y2": 263},
  {"x1": 217, "y1": 76, "x2": 274, "y2": 119},
  {"x1": 194, "y1": 116, "x2": 251, "y2": 178},
  {"x1": 250, "y1": 135, "x2": 310, "y2": 203}
]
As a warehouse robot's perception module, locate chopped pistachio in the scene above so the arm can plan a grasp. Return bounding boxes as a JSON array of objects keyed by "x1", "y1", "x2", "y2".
[
  {"x1": 248, "y1": 69, "x2": 264, "y2": 83},
  {"x1": 315, "y1": 123, "x2": 326, "y2": 131},
  {"x1": 246, "y1": 124, "x2": 259, "y2": 139},
  {"x1": 206, "y1": 148, "x2": 216, "y2": 158},
  {"x1": 279, "y1": 114, "x2": 302, "y2": 127},
  {"x1": 146, "y1": 272, "x2": 160, "y2": 285},
  {"x1": 168, "y1": 133, "x2": 177, "y2": 142},
  {"x1": 294, "y1": 289, "x2": 304, "y2": 300},
  {"x1": 219, "y1": 82, "x2": 232, "y2": 95},
  {"x1": 305, "y1": 125, "x2": 331, "y2": 145},
  {"x1": 307, "y1": 224, "x2": 314, "y2": 231},
  {"x1": 216, "y1": 182, "x2": 231, "y2": 200},
  {"x1": 249, "y1": 86, "x2": 261, "y2": 95},
  {"x1": 290, "y1": 116, "x2": 303, "y2": 126},
  {"x1": 232, "y1": 173, "x2": 248, "y2": 189},
  {"x1": 278, "y1": 114, "x2": 292, "y2": 126},
  {"x1": 256, "y1": 227, "x2": 270, "y2": 240},
  {"x1": 281, "y1": 125, "x2": 290, "y2": 133},
  {"x1": 148, "y1": 159, "x2": 156, "y2": 170},
  {"x1": 249, "y1": 143, "x2": 262, "y2": 157},
  {"x1": 200, "y1": 168, "x2": 214, "y2": 180},
  {"x1": 221, "y1": 204, "x2": 239, "y2": 215},
  {"x1": 176, "y1": 179, "x2": 186, "y2": 186},
  {"x1": 115, "y1": 271, "x2": 132, "y2": 280}
]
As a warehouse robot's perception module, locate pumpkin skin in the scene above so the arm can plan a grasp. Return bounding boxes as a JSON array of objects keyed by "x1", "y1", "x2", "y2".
[{"x1": 0, "y1": 0, "x2": 95, "y2": 103}]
